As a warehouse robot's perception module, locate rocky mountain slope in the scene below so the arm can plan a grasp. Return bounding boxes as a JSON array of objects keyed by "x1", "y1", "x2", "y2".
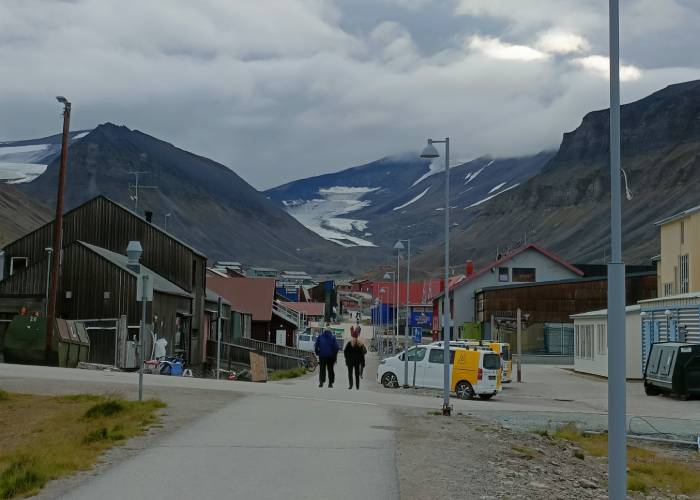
[
  {"x1": 414, "y1": 80, "x2": 700, "y2": 271},
  {"x1": 16, "y1": 123, "x2": 381, "y2": 272}
]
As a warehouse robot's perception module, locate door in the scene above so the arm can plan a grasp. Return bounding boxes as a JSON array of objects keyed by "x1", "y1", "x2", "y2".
[
  {"x1": 406, "y1": 346, "x2": 427, "y2": 386},
  {"x1": 424, "y1": 347, "x2": 454, "y2": 389}
]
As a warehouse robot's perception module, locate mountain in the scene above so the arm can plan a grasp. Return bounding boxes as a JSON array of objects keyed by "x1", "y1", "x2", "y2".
[
  {"x1": 413, "y1": 80, "x2": 700, "y2": 271},
  {"x1": 15, "y1": 123, "x2": 382, "y2": 272},
  {"x1": 266, "y1": 151, "x2": 554, "y2": 249},
  {"x1": 0, "y1": 184, "x2": 51, "y2": 247},
  {"x1": 0, "y1": 130, "x2": 91, "y2": 184}
]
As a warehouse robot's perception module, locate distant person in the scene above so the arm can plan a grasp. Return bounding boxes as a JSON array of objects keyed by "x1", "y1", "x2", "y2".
[
  {"x1": 344, "y1": 327, "x2": 367, "y2": 390},
  {"x1": 315, "y1": 323, "x2": 339, "y2": 388}
]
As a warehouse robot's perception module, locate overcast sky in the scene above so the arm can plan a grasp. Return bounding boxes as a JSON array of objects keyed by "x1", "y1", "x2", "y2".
[{"x1": 2, "y1": 0, "x2": 700, "y2": 189}]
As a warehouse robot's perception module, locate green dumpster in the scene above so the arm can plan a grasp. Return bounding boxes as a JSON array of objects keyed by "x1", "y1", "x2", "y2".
[{"x1": 3, "y1": 315, "x2": 90, "y2": 367}]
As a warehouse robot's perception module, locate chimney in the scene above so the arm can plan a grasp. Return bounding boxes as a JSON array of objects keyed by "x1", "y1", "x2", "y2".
[
  {"x1": 466, "y1": 260, "x2": 474, "y2": 276},
  {"x1": 145, "y1": 211, "x2": 153, "y2": 223}
]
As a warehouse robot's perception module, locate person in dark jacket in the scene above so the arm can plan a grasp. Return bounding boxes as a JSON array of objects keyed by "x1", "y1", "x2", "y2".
[
  {"x1": 344, "y1": 328, "x2": 367, "y2": 390},
  {"x1": 315, "y1": 325, "x2": 339, "y2": 388}
]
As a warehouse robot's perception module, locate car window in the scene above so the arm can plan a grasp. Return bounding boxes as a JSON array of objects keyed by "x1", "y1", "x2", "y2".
[
  {"x1": 299, "y1": 335, "x2": 310, "y2": 341},
  {"x1": 483, "y1": 353, "x2": 501, "y2": 370},
  {"x1": 501, "y1": 346, "x2": 511, "y2": 361},
  {"x1": 647, "y1": 348, "x2": 662, "y2": 374},
  {"x1": 428, "y1": 349, "x2": 455, "y2": 364},
  {"x1": 660, "y1": 350, "x2": 675, "y2": 376},
  {"x1": 408, "y1": 347, "x2": 426, "y2": 361}
]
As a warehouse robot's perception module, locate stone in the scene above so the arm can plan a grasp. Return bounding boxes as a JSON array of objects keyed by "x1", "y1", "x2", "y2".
[{"x1": 578, "y1": 479, "x2": 598, "y2": 489}]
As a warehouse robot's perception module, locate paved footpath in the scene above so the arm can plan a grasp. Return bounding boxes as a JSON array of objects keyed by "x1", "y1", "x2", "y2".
[{"x1": 62, "y1": 392, "x2": 397, "y2": 500}]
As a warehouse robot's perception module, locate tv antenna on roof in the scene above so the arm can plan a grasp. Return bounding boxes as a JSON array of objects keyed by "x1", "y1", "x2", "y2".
[{"x1": 128, "y1": 171, "x2": 157, "y2": 215}]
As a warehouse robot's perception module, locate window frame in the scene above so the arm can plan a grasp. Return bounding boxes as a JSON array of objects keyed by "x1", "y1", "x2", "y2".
[
  {"x1": 511, "y1": 267, "x2": 536, "y2": 283},
  {"x1": 9, "y1": 256, "x2": 29, "y2": 276}
]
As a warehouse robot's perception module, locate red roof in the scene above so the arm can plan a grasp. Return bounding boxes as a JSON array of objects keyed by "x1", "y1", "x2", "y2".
[
  {"x1": 284, "y1": 302, "x2": 325, "y2": 317},
  {"x1": 434, "y1": 243, "x2": 583, "y2": 299},
  {"x1": 371, "y1": 279, "x2": 450, "y2": 305},
  {"x1": 207, "y1": 277, "x2": 276, "y2": 321}
]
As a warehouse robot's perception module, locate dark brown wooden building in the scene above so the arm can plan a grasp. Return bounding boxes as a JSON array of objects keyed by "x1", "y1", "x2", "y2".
[{"x1": 0, "y1": 196, "x2": 208, "y2": 364}]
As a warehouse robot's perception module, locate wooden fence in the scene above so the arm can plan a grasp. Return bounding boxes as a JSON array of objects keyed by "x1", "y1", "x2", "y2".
[{"x1": 206, "y1": 337, "x2": 310, "y2": 372}]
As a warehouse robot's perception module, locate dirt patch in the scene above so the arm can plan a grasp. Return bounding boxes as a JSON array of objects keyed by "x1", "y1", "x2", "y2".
[{"x1": 392, "y1": 407, "x2": 700, "y2": 500}]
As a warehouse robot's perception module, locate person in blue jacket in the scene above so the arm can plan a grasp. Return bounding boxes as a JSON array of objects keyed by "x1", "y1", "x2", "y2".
[{"x1": 315, "y1": 323, "x2": 339, "y2": 388}]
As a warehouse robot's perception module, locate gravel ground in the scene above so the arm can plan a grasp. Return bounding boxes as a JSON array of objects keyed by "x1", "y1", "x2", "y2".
[{"x1": 392, "y1": 407, "x2": 700, "y2": 500}]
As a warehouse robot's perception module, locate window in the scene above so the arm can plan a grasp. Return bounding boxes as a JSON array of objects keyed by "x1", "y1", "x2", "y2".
[
  {"x1": 679, "y1": 254, "x2": 689, "y2": 294},
  {"x1": 498, "y1": 267, "x2": 509, "y2": 282},
  {"x1": 428, "y1": 348, "x2": 455, "y2": 364},
  {"x1": 596, "y1": 324, "x2": 607, "y2": 355},
  {"x1": 407, "y1": 347, "x2": 426, "y2": 362},
  {"x1": 483, "y1": 353, "x2": 501, "y2": 370},
  {"x1": 512, "y1": 268, "x2": 536, "y2": 283},
  {"x1": 647, "y1": 348, "x2": 662, "y2": 375},
  {"x1": 501, "y1": 345, "x2": 511, "y2": 361},
  {"x1": 9, "y1": 257, "x2": 28, "y2": 275},
  {"x1": 663, "y1": 283, "x2": 674, "y2": 296},
  {"x1": 575, "y1": 324, "x2": 594, "y2": 360},
  {"x1": 660, "y1": 350, "x2": 675, "y2": 376}
]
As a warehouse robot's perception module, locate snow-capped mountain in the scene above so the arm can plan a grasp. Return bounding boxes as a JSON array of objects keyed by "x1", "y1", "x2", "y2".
[
  {"x1": 266, "y1": 152, "x2": 554, "y2": 249},
  {"x1": 0, "y1": 130, "x2": 91, "y2": 184}
]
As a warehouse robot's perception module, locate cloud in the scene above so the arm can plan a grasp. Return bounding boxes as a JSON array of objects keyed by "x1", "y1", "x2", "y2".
[
  {"x1": 468, "y1": 35, "x2": 549, "y2": 61},
  {"x1": 535, "y1": 30, "x2": 590, "y2": 55},
  {"x1": 572, "y1": 55, "x2": 642, "y2": 82},
  {"x1": 0, "y1": 0, "x2": 699, "y2": 189}
]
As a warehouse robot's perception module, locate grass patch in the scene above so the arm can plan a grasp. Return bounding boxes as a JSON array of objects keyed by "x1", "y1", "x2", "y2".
[
  {"x1": 552, "y1": 424, "x2": 700, "y2": 495},
  {"x1": 269, "y1": 367, "x2": 307, "y2": 381},
  {"x1": 427, "y1": 410, "x2": 442, "y2": 416},
  {"x1": 0, "y1": 391, "x2": 9, "y2": 403},
  {"x1": 511, "y1": 445, "x2": 540, "y2": 460},
  {"x1": 0, "y1": 392, "x2": 165, "y2": 499}
]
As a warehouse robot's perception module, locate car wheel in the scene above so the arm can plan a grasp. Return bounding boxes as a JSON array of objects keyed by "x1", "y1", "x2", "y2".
[
  {"x1": 381, "y1": 372, "x2": 399, "y2": 388},
  {"x1": 679, "y1": 393, "x2": 690, "y2": 401},
  {"x1": 480, "y1": 393, "x2": 495, "y2": 400},
  {"x1": 455, "y1": 381, "x2": 474, "y2": 400}
]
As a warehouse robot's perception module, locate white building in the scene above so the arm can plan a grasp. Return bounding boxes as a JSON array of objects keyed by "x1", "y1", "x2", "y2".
[
  {"x1": 570, "y1": 305, "x2": 643, "y2": 379},
  {"x1": 435, "y1": 244, "x2": 583, "y2": 335}
]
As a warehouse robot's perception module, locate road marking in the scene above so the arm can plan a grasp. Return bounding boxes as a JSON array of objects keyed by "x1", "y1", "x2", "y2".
[{"x1": 280, "y1": 395, "x2": 379, "y2": 406}]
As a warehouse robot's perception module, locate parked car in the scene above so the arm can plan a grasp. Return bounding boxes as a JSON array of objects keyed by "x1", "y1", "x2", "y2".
[
  {"x1": 644, "y1": 342, "x2": 700, "y2": 400},
  {"x1": 378, "y1": 344, "x2": 501, "y2": 400},
  {"x1": 430, "y1": 340, "x2": 512, "y2": 383},
  {"x1": 296, "y1": 329, "x2": 318, "y2": 352}
]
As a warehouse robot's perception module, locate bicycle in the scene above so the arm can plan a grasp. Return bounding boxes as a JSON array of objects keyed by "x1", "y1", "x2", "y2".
[{"x1": 300, "y1": 353, "x2": 318, "y2": 372}]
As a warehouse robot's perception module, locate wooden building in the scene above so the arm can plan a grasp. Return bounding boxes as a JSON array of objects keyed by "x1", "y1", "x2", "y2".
[{"x1": 0, "y1": 196, "x2": 208, "y2": 364}]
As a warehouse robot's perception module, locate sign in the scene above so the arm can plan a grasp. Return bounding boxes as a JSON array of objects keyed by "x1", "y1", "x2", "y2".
[
  {"x1": 411, "y1": 311, "x2": 433, "y2": 327},
  {"x1": 250, "y1": 352, "x2": 268, "y2": 382},
  {"x1": 136, "y1": 274, "x2": 154, "y2": 302},
  {"x1": 276, "y1": 330, "x2": 286, "y2": 346},
  {"x1": 412, "y1": 327, "x2": 422, "y2": 344}
]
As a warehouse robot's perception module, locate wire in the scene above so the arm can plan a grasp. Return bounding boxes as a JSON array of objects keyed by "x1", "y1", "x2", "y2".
[
  {"x1": 628, "y1": 415, "x2": 673, "y2": 438},
  {"x1": 621, "y1": 169, "x2": 633, "y2": 201}
]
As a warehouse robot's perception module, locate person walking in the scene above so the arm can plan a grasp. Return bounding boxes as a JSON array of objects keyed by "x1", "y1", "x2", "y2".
[
  {"x1": 344, "y1": 327, "x2": 367, "y2": 390},
  {"x1": 315, "y1": 324, "x2": 339, "y2": 388}
]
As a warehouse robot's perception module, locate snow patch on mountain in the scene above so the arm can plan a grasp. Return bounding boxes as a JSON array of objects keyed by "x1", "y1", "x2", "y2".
[
  {"x1": 282, "y1": 186, "x2": 379, "y2": 247},
  {"x1": 488, "y1": 182, "x2": 506, "y2": 193},
  {"x1": 466, "y1": 183, "x2": 520, "y2": 208},
  {"x1": 393, "y1": 187, "x2": 430, "y2": 211}
]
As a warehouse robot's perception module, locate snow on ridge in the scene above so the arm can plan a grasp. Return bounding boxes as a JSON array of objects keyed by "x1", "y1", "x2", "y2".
[
  {"x1": 393, "y1": 187, "x2": 430, "y2": 211},
  {"x1": 0, "y1": 144, "x2": 49, "y2": 154},
  {"x1": 72, "y1": 131, "x2": 90, "y2": 140},
  {"x1": 465, "y1": 183, "x2": 520, "y2": 208},
  {"x1": 318, "y1": 186, "x2": 379, "y2": 195},
  {"x1": 488, "y1": 182, "x2": 506, "y2": 193},
  {"x1": 0, "y1": 163, "x2": 47, "y2": 183}
]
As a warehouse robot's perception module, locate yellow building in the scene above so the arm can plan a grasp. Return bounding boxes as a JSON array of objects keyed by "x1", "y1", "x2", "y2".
[{"x1": 654, "y1": 205, "x2": 700, "y2": 297}]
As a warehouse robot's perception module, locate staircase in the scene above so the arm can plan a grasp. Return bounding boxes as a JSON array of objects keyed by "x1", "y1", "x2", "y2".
[{"x1": 272, "y1": 300, "x2": 305, "y2": 329}]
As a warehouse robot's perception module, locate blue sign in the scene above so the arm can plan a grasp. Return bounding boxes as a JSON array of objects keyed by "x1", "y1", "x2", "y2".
[
  {"x1": 412, "y1": 327, "x2": 422, "y2": 344},
  {"x1": 411, "y1": 311, "x2": 433, "y2": 327}
]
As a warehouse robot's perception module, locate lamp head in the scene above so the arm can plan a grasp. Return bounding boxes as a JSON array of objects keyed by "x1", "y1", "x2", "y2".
[
  {"x1": 56, "y1": 96, "x2": 69, "y2": 105},
  {"x1": 420, "y1": 140, "x2": 439, "y2": 159}
]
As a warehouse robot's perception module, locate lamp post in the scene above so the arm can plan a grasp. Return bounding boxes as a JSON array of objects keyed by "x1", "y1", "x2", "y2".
[
  {"x1": 420, "y1": 138, "x2": 451, "y2": 415},
  {"x1": 46, "y1": 96, "x2": 71, "y2": 361},
  {"x1": 127, "y1": 241, "x2": 148, "y2": 401},
  {"x1": 44, "y1": 247, "x2": 53, "y2": 316},
  {"x1": 395, "y1": 239, "x2": 411, "y2": 388},
  {"x1": 379, "y1": 288, "x2": 387, "y2": 356},
  {"x1": 607, "y1": 0, "x2": 627, "y2": 497}
]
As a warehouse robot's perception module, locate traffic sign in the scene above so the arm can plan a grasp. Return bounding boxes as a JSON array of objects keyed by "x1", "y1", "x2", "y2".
[{"x1": 412, "y1": 327, "x2": 422, "y2": 344}]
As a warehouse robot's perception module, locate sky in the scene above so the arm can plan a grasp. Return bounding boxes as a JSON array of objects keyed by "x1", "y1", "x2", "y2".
[{"x1": 1, "y1": 0, "x2": 700, "y2": 189}]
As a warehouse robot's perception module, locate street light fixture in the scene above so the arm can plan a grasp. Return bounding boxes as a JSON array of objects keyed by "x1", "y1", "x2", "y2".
[{"x1": 420, "y1": 137, "x2": 451, "y2": 415}]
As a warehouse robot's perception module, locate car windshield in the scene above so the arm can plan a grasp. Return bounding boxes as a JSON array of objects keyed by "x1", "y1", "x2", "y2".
[
  {"x1": 501, "y1": 346, "x2": 511, "y2": 360},
  {"x1": 483, "y1": 353, "x2": 501, "y2": 370}
]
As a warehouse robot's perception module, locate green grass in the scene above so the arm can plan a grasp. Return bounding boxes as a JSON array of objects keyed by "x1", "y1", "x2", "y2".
[
  {"x1": 552, "y1": 424, "x2": 700, "y2": 495},
  {"x1": 269, "y1": 367, "x2": 307, "y2": 381},
  {"x1": 0, "y1": 392, "x2": 165, "y2": 499},
  {"x1": 0, "y1": 391, "x2": 9, "y2": 403}
]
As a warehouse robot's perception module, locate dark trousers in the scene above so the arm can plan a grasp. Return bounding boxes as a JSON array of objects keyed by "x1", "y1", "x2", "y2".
[
  {"x1": 319, "y1": 357, "x2": 335, "y2": 386},
  {"x1": 347, "y1": 364, "x2": 360, "y2": 389}
]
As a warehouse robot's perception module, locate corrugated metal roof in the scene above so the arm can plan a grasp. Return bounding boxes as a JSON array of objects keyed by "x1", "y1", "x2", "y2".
[
  {"x1": 570, "y1": 305, "x2": 640, "y2": 319},
  {"x1": 654, "y1": 204, "x2": 700, "y2": 226},
  {"x1": 284, "y1": 302, "x2": 325, "y2": 316},
  {"x1": 206, "y1": 276, "x2": 275, "y2": 321},
  {"x1": 78, "y1": 241, "x2": 193, "y2": 298}
]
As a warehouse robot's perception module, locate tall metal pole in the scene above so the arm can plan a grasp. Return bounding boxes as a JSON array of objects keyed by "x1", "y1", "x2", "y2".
[
  {"x1": 403, "y1": 240, "x2": 411, "y2": 388},
  {"x1": 396, "y1": 249, "x2": 401, "y2": 352},
  {"x1": 216, "y1": 296, "x2": 222, "y2": 380},
  {"x1": 44, "y1": 248, "x2": 53, "y2": 316},
  {"x1": 46, "y1": 99, "x2": 71, "y2": 361},
  {"x1": 138, "y1": 275, "x2": 149, "y2": 402},
  {"x1": 517, "y1": 308, "x2": 523, "y2": 383},
  {"x1": 442, "y1": 138, "x2": 451, "y2": 413},
  {"x1": 608, "y1": 0, "x2": 627, "y2": 497}
]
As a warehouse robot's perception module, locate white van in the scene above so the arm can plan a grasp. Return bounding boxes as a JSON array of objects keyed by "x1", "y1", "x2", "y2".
[{"x1": 377, "y1": 344, "x2": 502, "y2": 399}]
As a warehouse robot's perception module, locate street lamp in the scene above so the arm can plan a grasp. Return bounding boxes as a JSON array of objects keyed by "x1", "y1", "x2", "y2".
[
  {"x1": 607, "y1": 1, "x2": 627, "y2": 497},
  {"x1": 383, "y1": 272, "x2": 395, "y2": 353},
  {"x1": 45, "y1": 96, "x2": 71, "y2": 362},
  {"x1": 396, "y1": 239, "x2": 412, "y2": 388},
  {"x1": 421, "y1": 137, "x2": 451, "y2": 415},
  {"x1": 379, "y1": 287, "x2": 387, "y2": 356},
  {"x1": 164, "y1": 213, "x2": 172, "y2": 232}
]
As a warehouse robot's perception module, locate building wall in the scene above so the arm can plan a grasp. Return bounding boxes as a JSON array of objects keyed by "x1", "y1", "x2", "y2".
[
  {"x1": 658, "y1": 212, "x2": 700, "y2": 296},
  {"x1": 438, "y1": 248, "x2": 582, "y2": 327},
  {"x1": 573, "y1": 311, "x2": 642, "y2": 379}
]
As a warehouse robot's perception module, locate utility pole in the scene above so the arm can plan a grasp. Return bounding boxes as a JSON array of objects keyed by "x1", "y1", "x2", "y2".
[
  {"x1": 46, "y1": 97, "x2": 71, "y2": 362},
  {"x1": 216, "y1": 296, "x2": 223, "y2": 380},
  {"x1": 517, "y1": 308, "x2": 523, "y2": 383}
]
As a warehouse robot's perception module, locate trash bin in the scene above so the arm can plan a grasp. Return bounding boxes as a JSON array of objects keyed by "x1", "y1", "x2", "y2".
[
  {"x1": 56, "y1": 320, "x2": 90, "y2": 368},
  {"x1": 644, "y1": 342, "x2": 700, "y2": 400}
]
